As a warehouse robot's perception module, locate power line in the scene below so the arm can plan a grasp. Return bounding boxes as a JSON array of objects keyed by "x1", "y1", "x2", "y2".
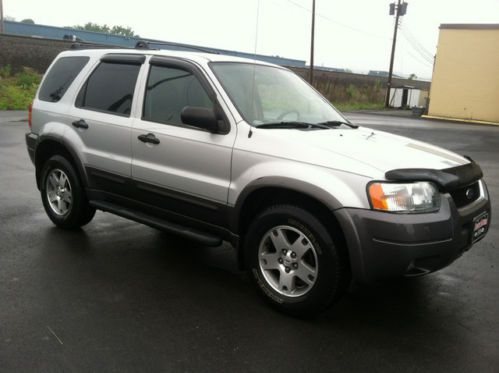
[
  {"x1": 400, "y1": 32, "x2": 434, "y2": 64},
  {"x1": 400, "y1": 24, "x2": 434, "y2": 58},
  {"x1": 404, "y1": 48, "x2": 434, "y2": 68},
  {"x1": 400, "y1": 26, "x2": 434, "y2": 62},
  {"x1": 283, "y1": 0, "x2": 390, "y2": 41}
]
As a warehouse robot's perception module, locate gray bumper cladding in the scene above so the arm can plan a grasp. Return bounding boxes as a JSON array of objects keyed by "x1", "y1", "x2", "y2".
[{"x1": 335, "y1": 191, "x2": 491, "y2": 283}]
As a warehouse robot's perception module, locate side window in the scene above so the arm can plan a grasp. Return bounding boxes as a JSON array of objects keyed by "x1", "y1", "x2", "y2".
[
  {"x1": 39, "y1": 56, "x2": 89, "y2": 102},
  {"x1": 143, "y1": 65, "x2": 213, "y2": 125},
  {"x1": 76, "y1": 62, "x2": 140, "y2": 116}
]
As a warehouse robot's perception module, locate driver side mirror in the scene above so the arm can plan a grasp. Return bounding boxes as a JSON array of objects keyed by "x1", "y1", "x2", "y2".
[{"x1": 181, "y1": 106, "x2": 222, "y2": 133}]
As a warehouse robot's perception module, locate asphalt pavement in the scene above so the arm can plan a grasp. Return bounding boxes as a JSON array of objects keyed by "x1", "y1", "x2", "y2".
[{"x1": 1, "y1": 111, "x2": 498, "y2": 372}]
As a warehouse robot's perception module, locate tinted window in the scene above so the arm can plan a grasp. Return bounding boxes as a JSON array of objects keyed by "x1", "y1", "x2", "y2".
[
  {"x1": 39, "y1": 56, "x2": 89, "y2": 102},
  {"x1": 143, "y1": 65, "x2": 212, "y2": 125},
  {"x1": 77, "y1": 62, "x2": 140, "y2": 116},
  {"x1": 211, "y1": 62, "x2": 346, "y2": 126}
]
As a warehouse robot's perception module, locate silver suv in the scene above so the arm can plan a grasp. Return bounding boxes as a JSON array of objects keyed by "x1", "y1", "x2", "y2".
[{"x1": 26, "y1": 47, "x2": 490, "y2": 316}]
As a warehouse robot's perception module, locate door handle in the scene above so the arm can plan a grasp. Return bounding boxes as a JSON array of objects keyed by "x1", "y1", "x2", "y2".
[
  {"x1": 138, "y1": 133, "x2": 160, "y2": 145},
  {"x1": 72, "y1": 119, "x2": 89, "y2": 129}
]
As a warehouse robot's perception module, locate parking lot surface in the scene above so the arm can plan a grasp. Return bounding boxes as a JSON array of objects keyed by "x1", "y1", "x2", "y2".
[{"x1": 1, "y1": 111, "x2": 498, "y2": 372}]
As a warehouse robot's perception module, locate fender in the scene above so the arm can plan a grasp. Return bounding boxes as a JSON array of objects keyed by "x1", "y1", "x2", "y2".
[
  {"x1": 229, "y1": 174, "x2": 368, "y2": 234},
  {"x1": 35, "y1": 134, "x2": 89, "y2": 189}
]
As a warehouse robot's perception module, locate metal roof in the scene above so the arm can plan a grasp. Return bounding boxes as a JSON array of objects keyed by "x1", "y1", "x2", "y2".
[
  {"x1": 4, "y1": 20, "x2": 307, "y2": 68},
  {"x1": 440, "y1": 24, "x2": 499, "y2": 30}
]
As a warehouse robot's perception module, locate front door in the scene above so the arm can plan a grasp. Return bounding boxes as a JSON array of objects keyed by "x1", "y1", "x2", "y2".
[{"x1": 131, "y1": 57, "x2": 236, "y2": 226}]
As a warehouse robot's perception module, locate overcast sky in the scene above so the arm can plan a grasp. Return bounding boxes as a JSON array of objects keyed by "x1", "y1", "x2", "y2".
[{"x1": 5, "y1": 0, "x2": 499, "y2": 79}]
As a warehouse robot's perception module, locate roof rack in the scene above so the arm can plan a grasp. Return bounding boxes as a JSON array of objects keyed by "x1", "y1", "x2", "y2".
[
  {"x1": 69, "y1": 40, "x2": 220, "y2": 55},
  {"x1": 70, "y1": 43, "x2": 122, "y2": 50},
  {"x1": 134, "y1": 40, "x2": 219, "y2": 54}
]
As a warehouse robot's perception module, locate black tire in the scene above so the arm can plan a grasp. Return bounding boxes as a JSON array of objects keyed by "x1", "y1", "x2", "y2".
[
  {"x1": 244, "y1": 204, "x2": 351, "y2": 317},
  {"x1": 40, "y1": 155, "x2": 95, "y2": 229}
]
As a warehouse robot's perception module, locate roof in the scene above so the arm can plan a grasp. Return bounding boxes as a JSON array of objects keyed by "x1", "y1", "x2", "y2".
[{"x1": 440, "y1": 24, "x2": 499, "y2": 30}]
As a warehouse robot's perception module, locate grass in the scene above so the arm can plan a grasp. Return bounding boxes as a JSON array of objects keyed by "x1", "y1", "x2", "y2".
[
  {"x1": 333, "y1": 101, "x2": 385, "y2": 112},
  {"x1": 0, "y1": 66, "x2": 41, "y2": 110}
]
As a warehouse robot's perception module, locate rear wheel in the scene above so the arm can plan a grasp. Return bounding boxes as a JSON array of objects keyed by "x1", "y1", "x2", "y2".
[
  {"x1": 245, "y1": 204, "x2": 350, "y2": 317},
  {"x1": 40, "y1": 155, "x2": 95, "y2": 229}
]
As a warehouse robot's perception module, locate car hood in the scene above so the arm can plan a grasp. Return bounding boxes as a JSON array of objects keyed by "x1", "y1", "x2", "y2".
[{"x1": 254, "y1": 126, "x2": 469, "y2": 177}]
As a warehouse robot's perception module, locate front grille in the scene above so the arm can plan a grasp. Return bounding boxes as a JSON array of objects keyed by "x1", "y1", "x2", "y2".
[{"x1": 450, "y1": 181, "x2": 480, "y2": 208}]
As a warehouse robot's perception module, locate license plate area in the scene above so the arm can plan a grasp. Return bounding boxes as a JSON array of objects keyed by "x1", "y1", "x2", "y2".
[{"x1": 472, "y1": 211, "x2": 489, "y2": 243}]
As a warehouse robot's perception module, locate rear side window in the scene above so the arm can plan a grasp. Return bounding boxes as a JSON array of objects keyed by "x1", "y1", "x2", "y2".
[
  {"x1": 39, "y1": 56, "x2": 89, "y2": 102},
  {"x1": 76, "y1": 62, "x2": 140, "y2": 116},
  {"x1": 143, "y1": 65, "x2": 213, "y2": 125}
]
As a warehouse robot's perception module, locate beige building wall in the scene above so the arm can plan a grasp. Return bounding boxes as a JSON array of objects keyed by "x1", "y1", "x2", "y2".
[{"x1": 428, "y1": 24, "x2": 499, "y2": 124}]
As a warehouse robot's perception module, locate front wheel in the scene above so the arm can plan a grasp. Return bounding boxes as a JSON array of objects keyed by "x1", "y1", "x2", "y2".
[
  {"x1": 40, "y1": 155, "x2": 95, "y2": 229},
  {"x1": 245, "y1": 205, "x2": 350, "y2": 317}
]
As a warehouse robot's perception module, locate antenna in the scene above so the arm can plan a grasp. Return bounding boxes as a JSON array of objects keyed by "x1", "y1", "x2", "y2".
[
  {"x1": 248, "y1": 0, "x2": 261, "y2": 138},
  {"x1": 253, "y1": 0, "x2": 261, "y2": 58}
]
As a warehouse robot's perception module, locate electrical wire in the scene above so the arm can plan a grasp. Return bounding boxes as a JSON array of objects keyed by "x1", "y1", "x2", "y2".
[
  {"x1": 400, "y1": 25, "x2": 435, "y2": 62},
  {"x1": 405, "y1": 49, "x2": 434, "y2": 68},
  {"x1": 401, "y1": 34, "x2": 434, "y2": 64},
  {"x1": 281, "y1": 0, "x2": 390, "y2": 41},
  {"x1": 401, "y1": 24, "x2": 434, "y2": 58}
]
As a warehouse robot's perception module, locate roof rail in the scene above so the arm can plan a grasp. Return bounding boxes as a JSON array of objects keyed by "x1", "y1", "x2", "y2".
[
  {"x1": 70, "y1": 43, "x2": 122, "y2": 50},
  {"x1": 134, "y1": 40, "x2": 219, "y2": 54}
]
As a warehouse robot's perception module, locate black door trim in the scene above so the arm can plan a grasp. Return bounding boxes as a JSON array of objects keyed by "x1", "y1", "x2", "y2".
[{"x1": 84, "y1": 166, "x2": 235, "y2": 242}]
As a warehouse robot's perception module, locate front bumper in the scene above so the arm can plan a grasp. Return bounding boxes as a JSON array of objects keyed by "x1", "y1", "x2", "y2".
[{"x1": 335, "y1": 181, "x2": 491, "y2": 283}]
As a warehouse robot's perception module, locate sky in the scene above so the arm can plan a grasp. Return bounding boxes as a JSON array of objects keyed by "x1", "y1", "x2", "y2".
[{"x1": 4, "y1": 0, "x2": 499, "y2": 80}]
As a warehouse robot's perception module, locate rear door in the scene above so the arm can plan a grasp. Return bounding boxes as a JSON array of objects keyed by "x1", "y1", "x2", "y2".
[
  {"x1": 131, "y1": 57, "x2": 236, "y2": 226},
  {"x1": 68, "y1": 54, "x2": 145, "y2": 194}
]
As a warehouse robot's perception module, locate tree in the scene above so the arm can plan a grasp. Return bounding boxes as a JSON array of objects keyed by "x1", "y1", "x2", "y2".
[
  {"x1": 110, "y1": 25, "x2": 137, "y2": 38},
  {"x1": 21, "y1": 19, "x2": 35, "y2": 24},
  {"x1": 408, "y1": 73, "x2": 417, "y2": 80},
  {"x1": 71, "y1": 22, "x2": 139, "y2": 37}
]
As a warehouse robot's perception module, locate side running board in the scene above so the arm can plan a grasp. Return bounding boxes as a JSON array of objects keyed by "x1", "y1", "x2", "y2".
[{"x1": 89, "y1": 200, "x2": 222, "y2": 247}]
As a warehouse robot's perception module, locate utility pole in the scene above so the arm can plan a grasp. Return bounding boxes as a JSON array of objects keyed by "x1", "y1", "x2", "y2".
[
  {"x1": 309, "y1": 0, "x2": 316, "y2": 84},
  {"x1": 0, "y1": 0, "x2": 4, "y2": 34},
  {"x1": 385, "y1": 0, "x2": 408, "y2": 108}
]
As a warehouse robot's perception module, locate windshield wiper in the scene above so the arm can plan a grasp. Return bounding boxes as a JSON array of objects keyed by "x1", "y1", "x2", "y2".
[
  {"x1": 317, "y1": 120, "x2": 359, "y2": 129},
  {"x1": 254, "y1": 121, "x2": 332, "y2": 130}
]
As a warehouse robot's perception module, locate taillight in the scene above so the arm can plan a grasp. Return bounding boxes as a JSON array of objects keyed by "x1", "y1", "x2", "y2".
[{"x1": 28, "y1": 102, "x2": 33, "y2": 130}]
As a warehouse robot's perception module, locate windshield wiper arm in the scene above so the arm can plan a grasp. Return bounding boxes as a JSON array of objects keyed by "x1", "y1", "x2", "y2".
[
  {"x1": 254, "y1": 121, "x2": 332, "y2": 129},
  {"x1": 317, "y1": 120, "x2": 359, "y2": 129}
]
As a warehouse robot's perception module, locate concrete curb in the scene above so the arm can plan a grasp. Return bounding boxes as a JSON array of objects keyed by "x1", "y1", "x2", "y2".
[
  {"x1": 345, "y1": 110, "x2": 419, "y2": 120},
  {"x1": 422, "y1": 115, "x2": 499, "y2": 127}
]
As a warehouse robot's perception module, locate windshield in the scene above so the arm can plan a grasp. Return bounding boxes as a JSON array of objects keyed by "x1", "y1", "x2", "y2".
[{"x1": 210, "y1": 62, "x2": 348, "y2": 127}]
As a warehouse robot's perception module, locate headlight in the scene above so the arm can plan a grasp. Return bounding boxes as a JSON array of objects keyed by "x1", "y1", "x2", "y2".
[{"x1": 368, "y1": 181, "x2": 440, "y2": 213}]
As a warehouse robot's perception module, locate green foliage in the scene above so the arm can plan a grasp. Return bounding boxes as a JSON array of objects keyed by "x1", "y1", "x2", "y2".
[
  {"x1": 334, "y1": 102, "x2": 385, "y2": 112},
  {"x1": 72, "y1": 22, "x2": 110, "y2": 33},
  {"x1": 346, "y1": 84, "x2": 359, "y2": 100},
  {"x1": 16, "y1": 68, "x2": 41, "y2": 89},
  {"x1": 21, "y1": 18, "x2": 35, "y2": 24},
  {"x1": 0, "y1": 64, "x2": 12, "y2": 78},
  {"x1": 0, "y1": 67, "x2": 41, "y2": 110},
  {"x1": 71, "y1": 22, "x2": 139, "y2": 37},
  {"x1": 110, "y1": 25, "x2": 138, "y2": 38}
]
